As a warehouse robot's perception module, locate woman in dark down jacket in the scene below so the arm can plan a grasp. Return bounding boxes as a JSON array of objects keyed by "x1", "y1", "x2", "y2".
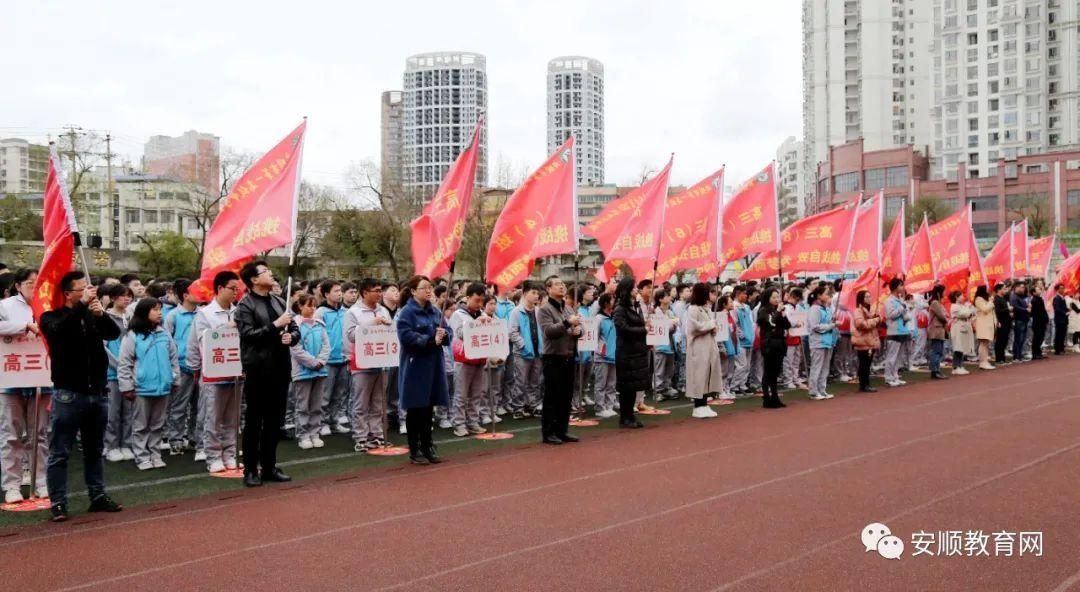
[{"x1": 613, "y1": 278, "x2": 648, "y2": 429}]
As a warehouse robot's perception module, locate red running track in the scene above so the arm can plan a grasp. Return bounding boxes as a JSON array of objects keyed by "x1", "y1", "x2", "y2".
[{"x1": 4, "y1": 356, "x2": 1080, "y2": 592}]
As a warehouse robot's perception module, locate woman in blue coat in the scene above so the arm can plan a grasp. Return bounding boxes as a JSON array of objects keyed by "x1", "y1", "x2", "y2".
[{"x1": 396, "y1": 275, "x2": 453, "y2": 465}]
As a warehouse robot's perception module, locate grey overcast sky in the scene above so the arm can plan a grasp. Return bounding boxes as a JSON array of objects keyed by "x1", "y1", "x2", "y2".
[{"x1": 1, "y1": 0, "x2": 802, "y2": 194}]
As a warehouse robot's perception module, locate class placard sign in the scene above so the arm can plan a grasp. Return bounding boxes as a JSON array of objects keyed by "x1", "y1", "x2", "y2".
[
  {"x1": 356, "y1": 325, "x2": 401, "y2": 369},
  {"x1": 0, "y1": 334, "x2": 52, "y2": 388},
  {"x1": 463, "y1": 318, "x2": 510, "y2": 359},
  {"x1": 646, "y1": 315, "x2": 672, "y2": 347},
  {"x1": 202, "y1": 328, "x2": 242, "y2": 379},
  {"x1": 577, "y1": 317, "x2": 600, "y2": 353}
]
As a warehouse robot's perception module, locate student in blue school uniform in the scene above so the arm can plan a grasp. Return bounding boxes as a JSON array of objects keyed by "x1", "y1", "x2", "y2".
[{"x1": 118, "y1": 298, "x2": 180, "y2": 471}]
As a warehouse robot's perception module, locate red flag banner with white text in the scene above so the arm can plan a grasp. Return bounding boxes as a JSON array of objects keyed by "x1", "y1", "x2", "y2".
[
  {"x1": 32, "y1": 146, "x2": 80, "y2": 320},
  {"x1": 904, "y1": 218, "x2": 935, "y2": 294},
  {"x1": 1028, "y1": 235, "x2": 1056, "y2": 280},
  {"x1": 1050, "y1": 252, "x2": 1080, "y2": 297},
  {"x1": 486, "y1": 137, "x2": 577, "y2": 291},
  {"x1": 582, "y1": 157, "x2": 672, "y2": 281},
  {"x1": 200, "y1": 121, "x2": 306, "y2": 275},
  {"x1": 720, "y1": 162, "x2": 779, "y2": 267},
  {"x1": 880, "y1": 202, "x2": 905, "y2": 281},
  {"x1": 655, "y1": 168, "x2": 724, "y2": 282},
  {"x1": 927, "y1": 207, "x2": 972, "y2": 279},
  {"x1": 847, "y1": 191, "x2": 883, "y2": 271},
  {"x1": 839, "y1": 267, "x2": 880, "y2": 312},
  {"x1": 983, "y1": 228, "x2": 1012, "y2": 285},
  {"x1": 738, "y1": 202, "x2": 858, "y2": 280},
  {"x1": 411, "y1": 119, "x2": 483, "y2": 279},
  {"x1": 1011, "y1": 219, "x2": 1029, "y2": 278}
]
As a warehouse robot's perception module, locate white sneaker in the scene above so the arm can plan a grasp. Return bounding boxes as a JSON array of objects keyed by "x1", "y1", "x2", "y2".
[
  {"x1": 319, "y1": 425, "x2": 332, "y2": 436},
  {"x1": 158, "y1": 441, "x2": 171, "y2": 451},
  {"x1": 839, "y1": 374, "x2": 852, "y2": 383},
  {"x1": 311, "y1": 436, "x2": 325, "y2": 448},
  {"x1": 332, "y1": 424, "x2": 350, "y2": 434},
  {"x1": 224, "y1": 459, "x2": 238, "y2": 470},
  {"x1": 298, "y1": 438, "x2": 313, "y2": 450},
  {"x1": 399, "y1": 424, "x2": 407, "y2": 435},
  {"x1": 886, "y1": 380, "x2": 903, "y2": 387},
  {"x1": 452, "y1": 425, "x2": 469, "y2": 437},
  {"x1": 137, "y1": 461, "x2": 154, "y2": 471},
  {"x1": 822, "y1": 393, "x2": 835, "y2": 399},
  {"x1": 207, "y1": 460, "x2": 226, "y2": 474},
  {"x1": 481, "y1": 416, "x2": 492, "y2": 425},
  {"x1": 691, "y1": 406, "x2": 716, "y2": 419},
  {"x1": 283, "y1": 423, "x2": 295, "y2": 431},
  {"x1": 193, "y1": 451, "x2": 207, "y2": 462},
  {"x1": 492, "y1": 415, "x2": 503, "y2": 424},
  {"x1": 152, "y1": 458, "x2": 167, "y2": 469},
  {"x1": 34, "y1": 486, "x2": 49, "y2": 499},
  {"x1": 809, "y1": 394, "x2": 827, "y2": 400},
  {"x1": 106, "y1": 448, "x2": 125, "y2": 463},
  {"x1": 336, "y1": 415, "x2": 350, "y2": 426},
  {"x1": 496, "y1": 406, "x2": 508, "y2": 416},
  {"x1": 121, "y1": 448, "x2": 136, "y2": 460},
  {"x1": 4, "y1": 489, "x2": 23, "y2": 504},
  {"x1": 953, "y1": 368, "x2": 969, "y2": 376},
  {"x1": 602, "y1": 409, "x2": 620, "y2": 419},
  {"x1": 438, "y1": 419, "x2": 452, "y2": 429}
]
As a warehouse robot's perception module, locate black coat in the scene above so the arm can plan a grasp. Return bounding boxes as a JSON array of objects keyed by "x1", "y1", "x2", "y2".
[
  {"x1": 613, "y1": 303, "x2": 650, "y2": 392},
  {"x1": 1053, "y1": 295, "x2": 1069, "y2": 325},
  {"x1": 234, "y1": 292, "x2": 300, "y2": 375},
  {"x1": 757, "y1": 306, "x2": 791, "y2": 355},
  {"x1": 1032, "y1": 295, "x2": 1049, "y2": 328},
  {"x1": 40, "y1": 303, "x2": 121, "y2": 395}
]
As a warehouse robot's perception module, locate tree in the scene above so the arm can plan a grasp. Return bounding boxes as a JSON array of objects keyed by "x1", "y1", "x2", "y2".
[
  {"x1": 56, "y1": 130, "x2": 106, "y2": 229},
  {"x1": 286, "y1": 181, "x2": 345, "y2": 277},
  {"x1": 1006, "y1": 192, "x2": 1052, "y2": 237},
  {"x1": 906, "y1": 196, "x2": 951, "y2": 232},
  {"x1": 0, "y1": 194, "x2": 43, "y2": 241},
  {"x1": 180, "y1": 147, "x2": 258, "y2": 270},
  {"x1": 338, "y1": 159, "x2": 420, "y2": 282},
  {"x1": 134, "y1": 231, "x2": 199, "y2": 278}
]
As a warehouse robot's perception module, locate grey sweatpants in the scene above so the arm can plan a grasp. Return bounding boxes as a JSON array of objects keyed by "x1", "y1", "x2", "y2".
[
  {"x1": 0, "y1": 392, "x2": 49, "y2": 493},
  {"x1": 481, "y1": 365, "x2": 504, "y2": 420},
  {"x1": 653, "y1": 353, "x2": 675, "y2": 394},
  {"x1": 105, "y1": 381, "x2": 133, "y2": 451},
  {"x1": 747, "y1": 348, "x2": 763, "y2": 390},
  {"x1": 731, "y1": 347, "x2": 750, "y2": 391},
  {"x1": 452, "y1": 362, "x2": 486, "y2": 429},
  {"x1": 351, "y1": 371, "x2": 387, "y2": 442},
  {"x1": 203, "y1": 382, "x2": 239, "y2": 466},
  {"x1": 293, "y1": 377, "x2": 325, "y2": 441},
  {"x1": 165, "y1": 371, "x2": 197, "y2": 446},
  {"x1": 510, "y1": 356, "x2": 542, "y2": 413},
  {"x1": 321, "y1": 363, "x2": 350, "y2": 427},
  {"x1": 132, "y1": 395, "x2": 168, "y2": 465},
  {"x1": 809, "y1": 348, "x2": 833, "y2": 396},
  {"x1": 593, "y1": 362, "x2": 617, "y2": 412},
  {"x1": 912, "y1": 329, "x2": 928, "y2": 367},
  {"x1": 783, "y1": 343, "x2": 804, "y2": 387},
  {"x1": 884, "y1": 339, "x2": 904, "y2": 383}
]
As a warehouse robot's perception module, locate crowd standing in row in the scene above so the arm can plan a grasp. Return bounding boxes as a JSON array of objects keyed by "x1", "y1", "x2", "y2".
[{"x1": 2, "y1": 261, "x2": 1080, "y2": 520}]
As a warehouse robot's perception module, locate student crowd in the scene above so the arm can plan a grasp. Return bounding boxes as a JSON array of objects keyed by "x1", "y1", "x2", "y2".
[{"x1": 2, "y1": 260, "x2": 1079, "y2": 521}]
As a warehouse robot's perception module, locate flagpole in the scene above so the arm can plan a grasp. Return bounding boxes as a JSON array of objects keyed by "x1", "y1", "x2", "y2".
[
  {"x1": 773, "y1": 162, "x2": 783, "y2": 285},
  {"x1": 834, "y1": 193, "x2": 862, "y2": 314},
  {"x1": 283, "y1": 117, "x2": 307, "y2": 304}
]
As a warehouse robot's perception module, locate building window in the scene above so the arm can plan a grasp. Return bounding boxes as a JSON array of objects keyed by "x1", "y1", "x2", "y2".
[
  {"x1": 125, "y1": 209, "x2": 140, "y2": 223},
  {"x1": 885, "y1": 166, "x2": 909, "y2": 187},
  {"x1": 971, "y1": 196, "x2": 998, "y2": 211},
  {"x1": 144, "y1": 210, "x2": 158, "y2": 224},
  {"x1": 973, "y1": 222, "x2": 999, "y2": 239},
  {"x1": 865, "y1": 168, "x2": 886, "y2": 191},
  {"x1": 885, "y1": 196, "x2": 905, "y2": 220},
  {"x1": 833, "y1": 172, "x2": 859, "y2": 193}
]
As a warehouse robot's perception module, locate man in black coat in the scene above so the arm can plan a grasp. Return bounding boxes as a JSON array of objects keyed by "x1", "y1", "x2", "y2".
[
  {"x1": 992, "y1": 283, "x2": 1012, "y2": 364},
  {"x1": 1030, "y1": 284, "x2": 1049, "y2": 359},
  {"x1": 39, "y1": 271, "x2": 123, "y2": 522},
  {"x1": 234, "y1": 261, "x2": 300, "y2": 487},
  {"x1": 1053, "y1": 284, "x2": 1069, "y2": 355}
]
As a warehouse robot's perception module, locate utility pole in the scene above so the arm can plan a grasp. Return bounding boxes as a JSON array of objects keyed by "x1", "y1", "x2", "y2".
[
  {"x1": 105, "y1": 133, "x2": 115, "y2": 248},
  {"x1": 61, "y1": 124, "x2": 82, "y2": 182}
]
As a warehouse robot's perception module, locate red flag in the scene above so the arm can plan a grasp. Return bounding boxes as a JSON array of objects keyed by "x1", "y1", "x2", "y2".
[
  {"x1": 983, "y1": 227, "x2": 1012, "y2": 286},
  {"x1": 200, "y1": 121, "x2": 306, "y2": 275},
  {"x1": 32, "y1": 146, "x2": 79, "y2": 320},
  {"x1": 1050, "y1": 252, "x2": 1080, "y2": 297},
  {"x1": 941, "y1": 226, "x2": 987, "y2": 297},
  {"x1": 847, "y1": 191, "x2": 883, "y2": 271},
  {"x1": 720, "y1": 163, "x2": 780, "y2": 267},
  {"x1": 411, "y1": 119, "x2": 483, "y2": 279},
  {"x1": 738, "y1": 202, "x2": 859, "y2": 280},
  {"x1": 1028, "y1": 235, "x2": 1056, "y2": 280},
  {"x1": 927, "y1": 206, "x2": 972, "y2": 278},
  {"x1": 880, "y1": 202, "x2": 905, "y2": 281},
  {"x1": 904, "y1": 218, "x2": 935, "y2": 293},
  {"x1": 1011, "y1": 219, "x2": 1029, "y2": 278},
  {"x1": 839, "y1": 267, "x2": 879, "y2": 312},
  {"x1": 582, "y1": 157, "x2": 673, "y2": 280},
  {"x1": 655, "y1": 167, "x2": 724, "y2": 282},
  {"x1": 486, "y1": 137, "x2": 577, "y2": 291}
]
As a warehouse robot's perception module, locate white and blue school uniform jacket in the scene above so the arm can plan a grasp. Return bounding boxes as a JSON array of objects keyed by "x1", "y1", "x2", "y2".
[
  {"x1": 164, "y1": 306, "x2": 197, "y2": 374},
  {"x1": 186, "y1": 299, "x2": 236, "y2": 384},
  {"x1": 104, "y1": 310, "x2": 128, "y2": 383},
  {"x1": 577, "y1": 304, "x2": 593, "y2": 363},
  {"x1": 291, "y1": 318, "x2": 331, "y2": 381},
  {"x1": 596, "y1": 313, "x2": 617, "y2": 364},
  {"x1": 508, "y1": 305, "x2": 544, "y2": 361},
  {"x1": 344, "y1": 301, "x2": 393, "y2": 374},
  {"x1": 734, "y1": 302, "x2": 756, "y2": 350},
  {"x1": 808, "y1": 304, "x2": 838, "y2": 350},
  {"x1": 118, "y1": 327, "x2": 179, "y2": 396},
  {"x1": 0, "y1": 294, "x2": 46, "y2": 395},
  {"x1": 314, "y1": 303, "x2": 347, "y2": 366},
  {"x1": 654, "y1": 307, "x2": 677, "y2": 355}
]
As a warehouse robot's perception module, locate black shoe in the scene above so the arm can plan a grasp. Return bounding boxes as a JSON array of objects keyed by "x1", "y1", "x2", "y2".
[
  {"x1": 50, "y1": 504, "x2": 68, "y2": 523},
  {"x1": 931, "y1": 373, "x2": 948, "y2": 380},
  {"x1": 409, "y1": 454, "x2": 430, "y2": 465},
  {"x1": 87, "y1": 494, "x2": 123, "y2": 513},
  {"x1": 261, "y1": 468, "x2": 292, "y2": 483},
  {"x1": 619, "y1": 420, "x2": 644, "y2": 429},
  {"x1": 559, "y1": 434, "x2": 580, "y2": 443},
  {"x1": 421, "y1": 446, "x2": 443, "y2": 464},
  {"x1": 243, "y1": 472, "x2": 263, "y2": 487},
  {"x1": 860, "y1": 387, "x2": 879, "y2": 393},
  {"x1": 763, "y1": 398, "x2": 784, "y2": 409},
  {"x1": 543, "y1": 435, "x2": 564, "y2": 445}
]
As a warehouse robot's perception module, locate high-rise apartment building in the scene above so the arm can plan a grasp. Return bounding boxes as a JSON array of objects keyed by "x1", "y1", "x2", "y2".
[
  {"x1": 546, "y1": 56, "x2": 605, "y2": 186},
  {"x1": 776, "y1": 136, "x2": 809, "y2": 225},
  {"x1": 930, "y1": 0, "x2": 1080, "y2": 181},
  {"x1": 380, "y1": 90, "x2": 404, "y2": 190},
  {"x1": 0, "y1": 138, "x2": 49, "y2": 195},
  {"x1": 402, "y1": 52, "x2": 488, "y2": 199},
  {"x1": 143, "y1": 130, "x2": 220, "y2": 196}
]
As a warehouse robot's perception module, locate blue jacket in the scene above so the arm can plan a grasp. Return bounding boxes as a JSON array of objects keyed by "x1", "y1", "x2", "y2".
[
  {"x1": 735, "y1": 303, "x2": 755, "y2": 349},
  {"x1": 808, "y1": 304, "x2": 838, "y2": 349},
  {"x1": 118, "y1": 327, "x2": 179, "y2": 396},
  {"x1": 509, "y1": 305, "x2": 543, "y2": 360},
  {"x1": 596, "y1": 313, "x2": 617, "y2": 363},
  {"x1": 315, "y1": 303, "x2": 348, "y2": 365},
  {"x1": 654, "y1": 307, "x2": 677, "y2": 355},
  {"x1": 104, "y1": 311, "x2": 126, "y2": 382},
  {"x1": 577, "y1": 305, "x2": 593, "y2": 363},
  {"x1": 495, "y1": 299, "x2": 515, "y2": 321},
  {"x1": 165, "y1": 307, "x2": 197, "y2": 373},
  {"x1": 396, "y1": 298, "x2": 453, "y2": 409},
  {"x1": 885, "y1": 296, "x2": 911, "y2": 337},
  {"x1": 291, "y1": 318, "x2": 331, "y2": 380},
  {"x1": 719, "y1": 310, "x2": 738, "y2": 357}
]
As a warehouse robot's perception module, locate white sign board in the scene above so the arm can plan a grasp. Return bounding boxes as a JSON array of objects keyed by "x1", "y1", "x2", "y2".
[
  {"x1": 786, "y1": 309, "x2": 808, "y2": 337},
  {"x1": 356, "y1": 324, "x2": 400, "y2": 369},
  {"x1": 463, "y1": 318, "x2": 510, "y2": 359},
  {"x1": 0, "y1": 334, "x2": 52, "y2": 388},
  {"x1": 713, "y1": 312, "x2": 731, "y2": 344},
  {"x1": 201, "y1": 328, "x2": 243, "y2": 379},
  {"x1": 646, "y1": 314, "x2": 672, "y2": 347},
  {"x1": 577, "y1": 316, "x2": 600, "y2": 353}
]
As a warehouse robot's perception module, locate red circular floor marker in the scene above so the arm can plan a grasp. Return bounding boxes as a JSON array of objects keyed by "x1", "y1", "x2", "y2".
[
  {"x1": 1, "y1": 497, "x2": 51, "y2": 512},
  {"x1": 637, "y1": 408, "x2": 672, "y2": 415},
  {"x1": 368, "y1": 446, "x2": 409, "y2": 456},
  {"x1": 569, "y1": 418, "x2": 599, "y2": 427},
  {"x1": 474, "y1": 432, "x2": 514, "y2": 441},
  {"x1": 209, "y1": 468, "x2": 245, "y2": 479}
]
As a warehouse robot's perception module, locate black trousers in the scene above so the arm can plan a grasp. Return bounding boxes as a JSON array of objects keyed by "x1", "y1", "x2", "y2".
[
  {"x1": 994, "y1": 323, "x2": 1011, "y2": 363},
  {"x1": 617, "y1": 387, "x2": 637, "y2": 424},
  {"x1": 541, "y1": 355, "x2": 574, "y2": 438},
  {"x1": 242, "y1": 369, "x2": 288, "y2": 474},
  {"x1": 405, "y1": 405, "x2": 434, "y2": 453},
  {"x1": 857, "y1": 350, "x2": 873, "y2": 389},
  {"x1": 1032, "y1": 322, "x2": 1047, "y2": 358},
  {"x1": 761, "y1": 349, "x2": 785, "y2": 400},
  {"x1": 1054, "y1": 321, "x2": 1069, "y2": 354}
]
